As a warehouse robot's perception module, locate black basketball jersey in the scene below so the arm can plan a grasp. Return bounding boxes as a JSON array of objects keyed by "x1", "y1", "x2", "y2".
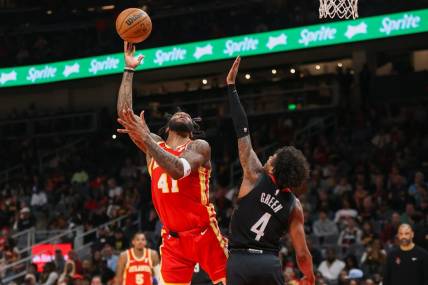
[{"x1": 229, "y1": 171, "x2": 296, "y2": 252}]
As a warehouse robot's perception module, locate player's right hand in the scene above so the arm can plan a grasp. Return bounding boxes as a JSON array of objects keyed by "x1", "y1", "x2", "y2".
[{"x1": 124, "y1": 41, "x2": 144, "y2": 69}]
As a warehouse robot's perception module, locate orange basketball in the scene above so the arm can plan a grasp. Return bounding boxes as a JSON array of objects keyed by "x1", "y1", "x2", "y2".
[{"x1": 115, "y1": 8, "x2": 152, "y2": 43}]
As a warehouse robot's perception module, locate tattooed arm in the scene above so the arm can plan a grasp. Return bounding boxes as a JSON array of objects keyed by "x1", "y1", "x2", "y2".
[
  {"x1": 117, "y1": 42, "x2": 142, "y2": 119},
  {"x1": 116, "y1": 42, "x2": 162, "y2": 164},
  {"x1": 144, "y1": 138, "x2": 210, "y2": 179},
  {"x1": 117, "y1": 109, "x2": 210, "y2": 180},
  {"x1": 226, "y1": 57, "x2": 263, "y2": 197}
]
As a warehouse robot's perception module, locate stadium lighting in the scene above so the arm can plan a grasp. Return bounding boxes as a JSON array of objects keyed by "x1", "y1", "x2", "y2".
[
  {"x1": 102, "y1": 5, "x2": 115, "y2": 10},
  {"x1": 202, "y1": 79, "x2": 208, "y2": 85},
  {"x1": 315, "y1": 65, "x2": 321, "y2": 70},
  {"x1": 337, "y1": 62, "x2": 343, "y2": 67},
  {"x1": 112, "y1": 134, "x2": 117, "y2": 139},
  {"x1": 271, "y1": 69, "x2": 277, "y2": 75},
  {"x1": 245, "y1": 74, "x2": 251, "y2": 80},
  {"x1": 290, "y1": 68, "x2": 296, "y2": 74}
]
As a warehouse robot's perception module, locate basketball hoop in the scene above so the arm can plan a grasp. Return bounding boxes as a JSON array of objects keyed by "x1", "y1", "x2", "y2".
[{"x1": 319, "y1": 0, "x2": 359, "y2": 19}]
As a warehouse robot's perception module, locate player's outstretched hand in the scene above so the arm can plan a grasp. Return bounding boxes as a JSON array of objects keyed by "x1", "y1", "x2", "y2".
[
  {"x1": 226, "y1": 56, "x2": 241, "y2": 85},
  {"x1": 124, "y1": 41, "x2": 144, "y2": 69},
  {"x1": 117, "y1": 108, "x2": 150, "y2": 141}
]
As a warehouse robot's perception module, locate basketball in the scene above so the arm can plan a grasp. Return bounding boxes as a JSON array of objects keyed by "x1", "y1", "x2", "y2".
[{"x1": 115, "y1": 8, "x2": 152, "y2": 43}]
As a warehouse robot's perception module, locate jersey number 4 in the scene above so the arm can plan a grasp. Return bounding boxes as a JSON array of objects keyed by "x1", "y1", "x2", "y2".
[
  {"x1": 157, "y1": 173, "x2": 179, "y2": 193},
  {"x1": 250, "y1": 212, "x2": 272, "y2": 241}
]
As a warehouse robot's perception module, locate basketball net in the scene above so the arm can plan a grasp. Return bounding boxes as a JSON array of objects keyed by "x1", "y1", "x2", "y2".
[{"x1": 319, "y1": 0, "x2": 359, "y2": 19}]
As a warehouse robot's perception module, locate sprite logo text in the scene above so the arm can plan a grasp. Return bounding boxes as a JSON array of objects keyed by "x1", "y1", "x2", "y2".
[
  {"x1": 299, "y1": 27, "x2": 337, "y2": 46},
  {"x1": 380, "y1": 14, "x2": 421, "y2": 35},
  {"x1": 26, "y1": 66, "x2": 57, "y2": 83},
  {"x1": 223, "y1": 37, "x2": 259, "y2": 56}
]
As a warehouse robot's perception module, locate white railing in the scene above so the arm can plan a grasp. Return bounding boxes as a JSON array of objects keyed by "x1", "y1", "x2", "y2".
[{"x1": 2, "y1": 215, "x2": 131, "y2": 284}]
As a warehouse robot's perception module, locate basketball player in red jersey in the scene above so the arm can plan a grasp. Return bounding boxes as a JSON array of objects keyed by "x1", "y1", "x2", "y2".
[
  {"x1": 115, "y1": 232, "x2": 160, "y2": 285},
  {"x1": 116, "y1": 42, "x2": 227, "y2": 285}
]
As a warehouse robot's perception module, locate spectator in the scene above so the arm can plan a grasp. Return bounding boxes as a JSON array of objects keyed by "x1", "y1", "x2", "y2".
[
  {"x1": 338, "y1": 218, "x2": 362, "y2": 254},
  {"x1": 40, "y1": 262, "x2": 58, "y2": 285},
  {"x1": 30, "y1": 185, "x2": 48, "y2": 210},
  {"x1": 408, "y1": 172, "x2": 427, "y2": 205},
  {"x1": 400, "y1": 203, "x2": 416, "y2": 225},
  {"x1": 102, "y1": 244, "x2": 118, "y2": 272},
  {"x1": 91, "y1": 275, "x2": 103, "y2": 285},
  {"x1": 334, "y1": 177, "x2": 352, "y2": 196},
  {"x1": 14, "y1": 207, "x2": 35, "y2": 231},
  {"x1": 313, "y1": 210, "x2": 339, "y2": 245},
  {"x1": 360, "y1": 239, "x2": 386, "y2": 278},
  {"x1": 318, "y1": 247, "x2": 346, "y2": 284},
  {"x1": 58, "y1": 260, "x2": 76, "y2": 284},
  {"x1": 334, "y1": 199, "x2": 358, "y2": 224},
  {"x1": 107, "y1": 179, "x2": 123, "y2": 199},
  {"x1": 54, "y1": 249, "x2": 66, "y2": 274},
  {"x1": 381, "y1": 212, "x2": 401, "y2": 244}
]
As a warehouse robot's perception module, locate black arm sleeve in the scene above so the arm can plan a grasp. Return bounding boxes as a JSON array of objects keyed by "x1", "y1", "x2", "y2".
[{"x1": 227, "y1": 84, "x2": 249, "y2": 138}]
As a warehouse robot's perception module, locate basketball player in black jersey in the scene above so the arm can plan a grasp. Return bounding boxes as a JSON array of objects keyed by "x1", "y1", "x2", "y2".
[{"x1": 225, "y1": 57, "x2": 315, "y2": 285}]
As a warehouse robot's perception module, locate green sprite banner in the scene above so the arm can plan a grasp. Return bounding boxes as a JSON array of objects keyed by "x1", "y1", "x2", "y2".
[{"x1": 1, "y1": 9, "x2": 427, "y2": 88}]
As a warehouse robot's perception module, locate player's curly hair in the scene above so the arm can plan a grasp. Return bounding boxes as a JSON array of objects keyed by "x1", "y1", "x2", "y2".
[
  {"x1": 158, "y1": 107, "x2": 205, "y2": 139},
  {"x1": 272, "y1": 146, "x2": 310, "y2": 191}
]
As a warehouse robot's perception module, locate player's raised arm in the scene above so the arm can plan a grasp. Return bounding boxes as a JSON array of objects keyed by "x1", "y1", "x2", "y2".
[
  {"x1": 288, "y1": 199, "x2": 315, "y2": 285},
  {"x1": 117, "y1": 42, "x2": 163, "y2": 163},
  {"x1": 114, "y1": 251, "x2": 128, "y2": 285},
  {"x1": 226, "y1": 57, "x2": 263, "y2": 195},
  {"x1": 117, "y1": 42, "x2": 143, "y2": 119}
]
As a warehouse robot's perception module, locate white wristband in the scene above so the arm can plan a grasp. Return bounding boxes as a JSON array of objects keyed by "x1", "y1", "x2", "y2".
[{"x1": 180, "y1": 158, "x2": 191, "y2": 178}]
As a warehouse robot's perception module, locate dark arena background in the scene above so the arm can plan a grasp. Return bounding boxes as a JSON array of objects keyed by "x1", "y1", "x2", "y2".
[{"x1": 1, "y1": 0, "x2": 428, "y2": 285}]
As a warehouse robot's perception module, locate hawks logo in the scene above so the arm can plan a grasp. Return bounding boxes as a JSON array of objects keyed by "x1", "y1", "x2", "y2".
[{"x1": 395, "y1": 256, "x2": 401, "y2": 265}]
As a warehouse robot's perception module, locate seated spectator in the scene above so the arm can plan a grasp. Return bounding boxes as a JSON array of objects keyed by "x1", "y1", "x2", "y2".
[
  {"x1": 380, "y1": 212, "x2": 401, "y2": 245},
  {"x1": 102, "y1": 244, "x2": 118, "y2": 272},
  {"x1": 334, "y1": 177, "x2": 352, "y2": 196},
  {"x1": 14, "y1": 207, "x2": 35, "y2": 231},
  {"x1": 361, "y1": 221, "x2": 377, "y2": 246},
  {"x1": 58, "y1": 260, "x2": 76, "y2": 285},
  {"x1": 30, "y1": 185, "x2": 48, "y2": 211},
  {"x1": 408, "y1": 171, "x2": 427, "y2": 204},
  {"x1": 318, "y1": 247, "x2": 346, "y2": 283},
  {"x1": 90, "y1": 275, "x2": 103, "y2": 285},
  {"x1": 107, "y1": 178, "x2": 123, "y2": 199},
  {"x1": 313, "y1": 210, "x2": 339, "y2": 245},
  {"x1": 400, "y1": 202, "x2": 417, "y2": 225},
  {"x1": 360, "y1": 239, "x2": 386, "y2": 278},
  {"x1": 335, "y1": 199, "x2": 358, "y2": 225},
  {"x1": 40, "y1": 262, "x2": 58, "y2": 285},
  {"x1": 338, "y1": 217, "x2": 362, "y2": 254}
]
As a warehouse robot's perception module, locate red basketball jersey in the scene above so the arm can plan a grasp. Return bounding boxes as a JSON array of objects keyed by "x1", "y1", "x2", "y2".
[
  {"x1": 123, "y1": 248, "x2": 153, "y2": 285},
  {"x1": 149, "y1": 141, "x2": 216, "y2": 232}
]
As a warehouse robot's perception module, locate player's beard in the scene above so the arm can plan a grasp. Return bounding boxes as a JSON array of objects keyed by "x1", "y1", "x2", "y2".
[
  {"x1": 168, "y1": 120, "x2": 193, "y2": 135},
  {"x1": 399, "y1": 238, "x2": 411, "y2": 246}
]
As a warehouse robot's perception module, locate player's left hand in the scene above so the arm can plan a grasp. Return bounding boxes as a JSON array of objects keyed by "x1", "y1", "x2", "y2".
[
  {"x1": 117, "y1": 108, "x2": 151, "y2": 142},
  {"x1": 226, "y1": 56, "x2": 241, "y2": 85}
]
